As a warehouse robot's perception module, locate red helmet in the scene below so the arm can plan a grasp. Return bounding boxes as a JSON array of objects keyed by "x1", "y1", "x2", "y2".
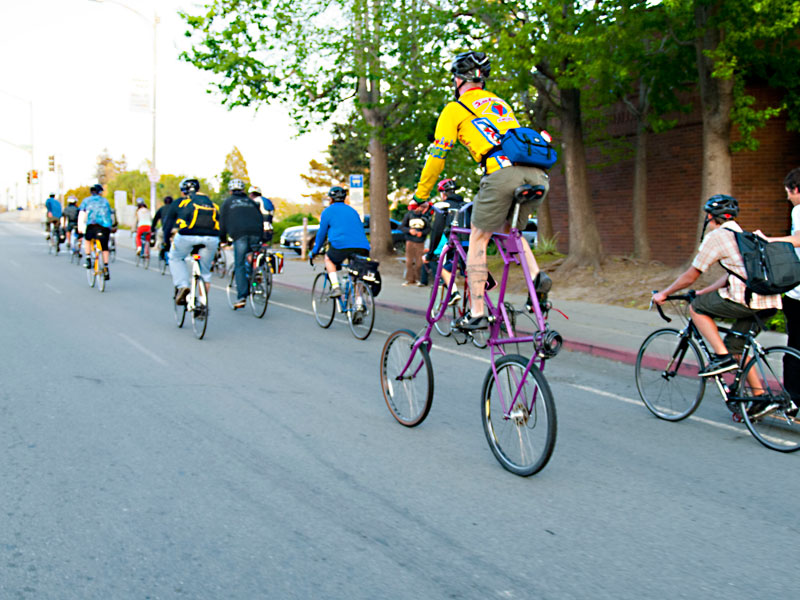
[
  {"x1": 437, "y1": 179, "x2": 456, "y2": 193},
  {"x1": 408, "y1": 200, "x2": 419, "y2": 210}
]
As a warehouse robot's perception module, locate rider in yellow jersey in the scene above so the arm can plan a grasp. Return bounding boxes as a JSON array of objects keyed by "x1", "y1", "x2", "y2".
[{"x1": 413, "y1": 51, "x2": 550, "y2": 330}]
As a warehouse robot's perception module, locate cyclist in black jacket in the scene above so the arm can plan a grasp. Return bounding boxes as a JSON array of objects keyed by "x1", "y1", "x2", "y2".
[
  {"x1": 165, "y1": 178, "x2": 221, "y2": 305},
  {"x1": 221, "y1": 179, "x2": 265, "y2": 309},
  {"x1": 62, "y1": 196, "x2": 81, "y2": 253},
  {"x1": 152, "y1": 196, "x2": 173, "y2": 264}
]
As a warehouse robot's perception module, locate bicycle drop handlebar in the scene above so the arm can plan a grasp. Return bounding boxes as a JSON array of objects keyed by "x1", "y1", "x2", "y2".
[{"x1": 650, "y1": 290, "x2": 696, "y2": 323}]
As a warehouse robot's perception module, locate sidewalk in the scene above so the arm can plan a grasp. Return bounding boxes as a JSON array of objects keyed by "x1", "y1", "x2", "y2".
[{"x1": 273, "y1": 252, "x2": 788, "y2": 365}]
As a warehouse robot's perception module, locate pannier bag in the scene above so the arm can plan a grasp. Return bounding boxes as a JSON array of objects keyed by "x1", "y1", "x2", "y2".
[
  {"x1": 348, "y1": 255, "x2": 382, "y2": 297},
  {"x1": 727, "y1": 231, "x2": 800, "y2": 303}
]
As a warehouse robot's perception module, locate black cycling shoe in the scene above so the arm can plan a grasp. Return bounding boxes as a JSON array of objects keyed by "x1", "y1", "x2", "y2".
[
  {"x1": 746, "y1": 399, "x2": 780, "y2": 420},
  {"x1": 455, "y1": 314, "x2": 489, "y2": 331}
]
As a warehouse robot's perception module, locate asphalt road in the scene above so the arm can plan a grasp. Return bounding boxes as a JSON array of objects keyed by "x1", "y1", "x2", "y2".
[{"x1": 1, "y1": 220, "x2": 797, "y2": 599}]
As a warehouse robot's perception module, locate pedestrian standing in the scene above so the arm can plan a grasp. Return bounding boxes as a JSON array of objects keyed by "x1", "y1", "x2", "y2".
[{"x1": 400, "y1": 199, "x2": 431, "y2": 286}]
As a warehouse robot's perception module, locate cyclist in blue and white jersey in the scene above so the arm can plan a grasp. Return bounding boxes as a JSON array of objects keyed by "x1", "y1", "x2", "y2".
[{"x1": 80, "y1": 183, "x2": 113, "y2": 279}]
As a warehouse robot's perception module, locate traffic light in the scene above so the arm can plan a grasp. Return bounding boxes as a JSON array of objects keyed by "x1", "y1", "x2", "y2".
[
  {"x1": 31, "y1": 169, "x2": 38, "y2": 181},
  {"x1": 26, "y1": 171, "x2": 31, "y2": 184},
  {"x1": 48, "y1": 155, "x2": 55, "y2": 172}
]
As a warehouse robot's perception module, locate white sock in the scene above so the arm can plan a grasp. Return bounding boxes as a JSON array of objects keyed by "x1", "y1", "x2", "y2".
[{"x1": 328, "y1": 272, "x2": 339, "y2": 287}]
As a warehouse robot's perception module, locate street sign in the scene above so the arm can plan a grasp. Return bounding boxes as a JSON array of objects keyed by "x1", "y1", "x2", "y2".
[
  {"x1": 130, "y1": 79, "x2": 151, "y2": 113},
  {"x1": 349, "y1": 174, "x2": 364, "y2": 217},
  {"x1": 148, "y1": 168, "x2": 160, "y2": 183}
]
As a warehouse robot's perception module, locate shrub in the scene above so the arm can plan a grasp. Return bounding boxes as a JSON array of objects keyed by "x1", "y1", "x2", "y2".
[{"x1": 273, "y1": 213, "x2": 319, "y2": 240}]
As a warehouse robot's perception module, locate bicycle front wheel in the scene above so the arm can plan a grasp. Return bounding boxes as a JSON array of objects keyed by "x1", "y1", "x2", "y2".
[
  {"x1": 191, "y1": 278, "x2": 209, "y2": 339},
  {"x1": 635, "y1": 328, "x2": 706, "y2": 421},
  {"x1": 311, "y1": 272, "x2": 335, "y2": 328},
  {"x1": 737, "y1": 346, "x2": 800, "y2": 453},
  {"x1": 174, "y1": 297, "x2": 186, "y2": 328},
  {"x1": 482, "y1": 354, "x2": 556, "y2": 476},
  {"x1": 380, "y1": 329, "x2": 434, "y2": 427},
  {"x1": 347, "y1": 280, "x2": 375, "y2": 340},
  {"x1": 250, "y1": 265, "x2": 270, "y2": 318}
]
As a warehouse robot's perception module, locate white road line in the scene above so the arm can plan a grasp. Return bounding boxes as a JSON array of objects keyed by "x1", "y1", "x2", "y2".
[
  {"x1": 44, "y1": 283, "x2": 62, "y2": 295},
  {"x1": 566, "y1": 382, "x2": 747, "y2": 435},
  {"x1": 118, "y1": 333, "x2": 168, "y2": 366}
]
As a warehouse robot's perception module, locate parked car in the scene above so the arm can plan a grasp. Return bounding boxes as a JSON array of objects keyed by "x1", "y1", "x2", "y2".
[
  {"x1": 280, "y1": 223, "x2": 319, "y2": 254},
  {"x1": 279, "y1": 215, "x2": 405, "y2": 254}
]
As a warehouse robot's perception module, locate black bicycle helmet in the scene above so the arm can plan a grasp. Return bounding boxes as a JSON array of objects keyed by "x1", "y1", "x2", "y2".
[
  {"x1": 163, "y1": 196, "x2": 173, "y2": 205},
  {"x1": 179, "y1": 178, "x2": 200, "y2": 194},
  {"x1": 90, "y1": 183, "x2": 103, "y2": 195},
  {"x1": 703, "y1": 194, "x2": 739, "y2": 219},
  {"x1": 329, "y1": 186, "x2": 347, "y2": 202},
  {"x1": 450, "y1": 51, "x2": 490, "y2": 82}
]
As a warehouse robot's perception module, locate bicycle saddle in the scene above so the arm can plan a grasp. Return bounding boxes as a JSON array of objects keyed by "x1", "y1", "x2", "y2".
[
  {"x1": 191, "y1": 244, "x2": 206, "y2": 253},
  {"x1": 513, "y1": 184, "x2": 546, "y2": 203}
]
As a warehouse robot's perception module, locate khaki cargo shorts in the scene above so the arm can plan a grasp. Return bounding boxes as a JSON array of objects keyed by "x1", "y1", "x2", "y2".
[{"x1": 472, "y1": 165, "x2": 550, "y2": 232}]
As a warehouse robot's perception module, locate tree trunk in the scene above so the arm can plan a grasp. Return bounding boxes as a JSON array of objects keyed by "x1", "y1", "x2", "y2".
[
  {"x1": 365, "y1": 127, "x2": 393, "y2": 259},
  {"x1": 694, "y1": 3, "x2": 733, "y2": 242},
  {"x1": 537, "y1": 196, "x2": 554, "y2": 245},
  {"x1": 632, "y1": 119, "x2": 650, "y2": 261},
  {"x1": 559, "y1": 88, "x2": 603, "y2": 269}
]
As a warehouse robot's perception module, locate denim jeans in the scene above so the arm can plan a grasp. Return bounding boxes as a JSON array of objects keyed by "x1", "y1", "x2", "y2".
[
  {"x1": 169, "y1": 234, "x2": 219, "y2": 289},
  {"x1": 233, "y1": 234, "x2": 262, "y2": 300}
]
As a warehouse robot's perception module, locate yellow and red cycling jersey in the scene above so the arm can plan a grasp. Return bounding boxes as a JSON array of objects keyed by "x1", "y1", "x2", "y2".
[{"x1": 414, "y1": 88, "x2": 521, "y2": 200}]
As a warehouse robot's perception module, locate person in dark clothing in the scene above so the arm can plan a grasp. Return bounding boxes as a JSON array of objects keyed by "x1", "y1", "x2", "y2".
[
  {"x1": 152, "y1": 196, "x2": 173, "y2": 263},
  {"x1": 400, "y1": 199, "x2": 432, "y2": 286},
  {"x1": 249, "y1": 185, "x2": 275, "y2": 244},
  {"x1": 166, "y1": 178, "x2": 221, "y2": 305},
  {"x1": 422, "y1": 178, "x2": 466, "y2": 286},
  {"x1": 62, "y1": 196, "x2": 81, "y2": 253},
  {"x1": 221, "y1": 179, "x2": 266, "y2": 308}
]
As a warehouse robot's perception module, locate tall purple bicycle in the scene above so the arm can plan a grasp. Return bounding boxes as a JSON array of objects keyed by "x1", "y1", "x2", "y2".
[{"x1": 379, "y1": 184, "x2": 563, "y2": 476}]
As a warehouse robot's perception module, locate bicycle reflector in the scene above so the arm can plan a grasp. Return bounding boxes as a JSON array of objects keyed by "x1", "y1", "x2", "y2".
[
  {"x1": 541, "y1": 131, "x2": 552, "y2": 143},
  {"x1": 537, "y1": 329, "x2": 563, "y2": 358}
]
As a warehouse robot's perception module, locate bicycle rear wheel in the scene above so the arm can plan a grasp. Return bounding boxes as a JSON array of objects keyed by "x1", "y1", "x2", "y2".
[
  {"x1": 311, "y1": 272, "x2": 335, "y2": 328},
  {"x1": 250, "y1": 265, "x2": 270, "y2": 318},
  {"x1": 214, "y1": 250, "x2": 227, "y2": 279},
  {"x1": 432, "y1": 285, "x2": 453, "y2": 337},
  {"x1": 380, "y1": 329, "x2": 434, "y2": 427},
  {"x1": 635, "y1": 328, "x2": 706, "y2": 421},
  {"x1": 174, "y1": 296, "x2": 186, "y2": 328},
  {"x1": 481, "y1": 354, "x2": 556, "y2": 476},
  {"x1": 135, "y1": 251, "x2": 141, "y2": 268},
  {"x1": 98, "y1": 263, "x2": 106, "y2": 293},
  {"x1": 226, "y1": 269, "x2": 238, "y2": 309},
  {"x1": 347, "y1": 280, "x2": 375, "y2": 340},
  {"x1": 191, "y1": 277, "x2": 208, "y2": 339},
  {"x1": 159, "y1": 255, "x2": 167, "y2": 275},
  {"x1": 86, "y1": 257, "x2": 96, "y2": 287},
  {"x1": 737, "y1": 346, "x2": 800, "y2": 452},
  {"x1": 143, "y1": 251, "x2": 150, "y2": 270}
]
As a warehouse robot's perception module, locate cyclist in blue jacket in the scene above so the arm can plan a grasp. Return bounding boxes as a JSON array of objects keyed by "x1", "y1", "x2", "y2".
[
  {"x1": 80, "y1": 184, "x2": 114, "y2": 279},
  {"x1": 309, "y1": 186, "x2": 370, "y2": 298}
]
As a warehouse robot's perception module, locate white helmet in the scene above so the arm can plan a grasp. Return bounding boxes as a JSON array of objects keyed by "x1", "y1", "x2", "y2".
[
  {"x1": 248, "y1": 185, "x2": 261, "y2": 195},
  {"x1": 228, "y1": 178, "x2": 246, "y2": 192}
]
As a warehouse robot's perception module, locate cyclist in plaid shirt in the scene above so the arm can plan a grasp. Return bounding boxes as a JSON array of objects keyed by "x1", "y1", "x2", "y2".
[{"x1": 653, "y1": 194, "x2": 781, "y2": 377}]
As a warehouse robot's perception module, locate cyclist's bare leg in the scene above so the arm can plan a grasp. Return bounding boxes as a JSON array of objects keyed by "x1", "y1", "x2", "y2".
[
  {"x1": 467, "y1": 226, "x2": 493, "y2": 317},
  {"x1": 324, "y1": 254, "x2": 338, "y2": 275},
  {"x1": 102, "y1": 250, "x2": 110, "y2": 265},
  {"x1": 689, "y1": 306, "x2": 728, "y2": 355}
]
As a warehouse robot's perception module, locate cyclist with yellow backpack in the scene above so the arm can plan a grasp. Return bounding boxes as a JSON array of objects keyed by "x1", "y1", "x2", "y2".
[{"x1": 164, "y1": 178, "x2": 221, "y2": 305}]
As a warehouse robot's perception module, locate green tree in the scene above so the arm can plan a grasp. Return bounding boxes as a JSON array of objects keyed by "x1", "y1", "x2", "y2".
[
  {"x1": 106, "y1": 170, "x2": 150, "y2": 208},
  {"x1": 95, "y1": 148, "x2": 127, "y2": 185},
  {"x1": 663, "y1": 0, "x2": 800, "y2": 236},
  {"x1": 180, "y1": 0, "x2": 459, "y2": 259}
]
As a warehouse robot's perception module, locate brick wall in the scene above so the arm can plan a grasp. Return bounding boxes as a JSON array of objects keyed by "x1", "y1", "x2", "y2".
[{"x1": 545, "y1": 87, "x2": 800, "y2": 266}]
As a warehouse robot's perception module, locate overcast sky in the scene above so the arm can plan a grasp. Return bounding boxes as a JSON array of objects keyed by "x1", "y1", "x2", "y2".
[{"x1": 0, "y1": 0, "x2": 331, "y2": 205}]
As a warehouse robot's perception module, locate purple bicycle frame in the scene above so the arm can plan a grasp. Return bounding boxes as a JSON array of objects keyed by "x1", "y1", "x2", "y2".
[{"x1": 395, "y1": 205, "x2": 552, "y2": 417}]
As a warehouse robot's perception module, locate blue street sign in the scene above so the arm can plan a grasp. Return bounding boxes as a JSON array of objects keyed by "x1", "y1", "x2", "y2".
[{"x1": 349, "y1": 174, "x2": 364, "y2": 189}]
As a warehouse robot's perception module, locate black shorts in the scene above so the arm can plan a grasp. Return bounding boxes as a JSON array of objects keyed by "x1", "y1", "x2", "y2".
[
  {"x1": 85, "y1": 224, "x2": 111, "y2": 251},
  {"x1": 327, "y1": 246, "x2": 368, "y2": 268}
]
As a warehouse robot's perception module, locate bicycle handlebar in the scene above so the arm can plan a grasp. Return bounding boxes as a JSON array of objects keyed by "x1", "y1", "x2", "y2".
[{"x1": 650, "y1": 290, "x2": 696, "y2": 323}]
